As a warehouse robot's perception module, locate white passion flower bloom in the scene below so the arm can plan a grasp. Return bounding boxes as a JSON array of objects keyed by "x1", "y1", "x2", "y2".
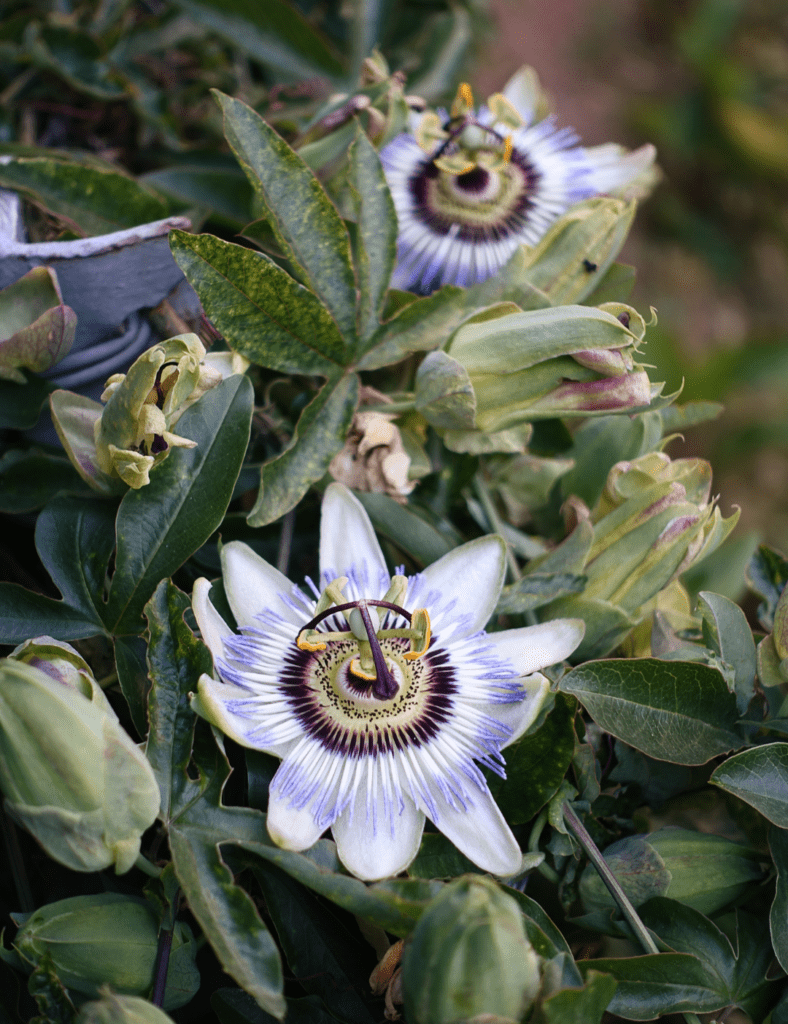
[
  {"x1": 380, "y1": 69, "x2": 656, "y2": 294},
  {"x1": 191, "y1": 484, "x2": 584, "y2": 881}
]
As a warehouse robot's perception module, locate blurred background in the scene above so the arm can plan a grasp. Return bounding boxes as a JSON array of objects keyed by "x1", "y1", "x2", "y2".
[{"x1": 2, "y1": 0, "x2": 787, "y2": 558}]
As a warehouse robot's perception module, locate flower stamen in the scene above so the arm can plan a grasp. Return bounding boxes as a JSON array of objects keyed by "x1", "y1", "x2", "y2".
[{"x1": 294, "y1": 583, "x2": 432, "y2": 701}]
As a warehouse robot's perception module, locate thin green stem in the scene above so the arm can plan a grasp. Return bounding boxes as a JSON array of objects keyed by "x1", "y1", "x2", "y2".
[
  {"x1": 473, "y1": 472, "x2": 521, "y2": 582},
  {"x1": 134, "y1": 852, "x2": 162, "y2": 877},
  {"x1": 527, "y1": 809, "x2": 561, "y2": 883},
  {"x1": 562, "y1": 802, "x2": 704, "y2": 1024}
]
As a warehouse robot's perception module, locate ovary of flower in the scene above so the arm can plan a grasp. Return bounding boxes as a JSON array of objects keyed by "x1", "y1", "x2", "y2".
[{"x1": 191, "y1": 483, "x2": 584, "y2": 881}]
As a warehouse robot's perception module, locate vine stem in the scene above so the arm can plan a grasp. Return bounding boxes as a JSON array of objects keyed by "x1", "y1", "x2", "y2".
[
  {"x1": 473, "y1": 472, "x2": 521, "y2": 582},
  {"x1": 134, "y1": 852, "x2": 162, "y2": 877},
  {"x1": 562, "y1": 802, "x2": 705, "y2": 1024}
]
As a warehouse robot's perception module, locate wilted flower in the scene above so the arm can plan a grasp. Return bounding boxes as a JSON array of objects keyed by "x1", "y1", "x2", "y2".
[
  {"x1": 50, "y1": 333, "x2": 228, "y2": 492},
  {"x1": 328, "y1": 410, "x2": 416, "y2": 501},
  {"x1": 402, "y1": 875, "x2": 541, "y2": 1024},
  {"x1": 0, "y1": 645, "x2": 161, "y2": 874},
  {"x1": 191, "y1": 483, "x2": 584, "y2": 881},
  {"x1": 381, "y1": 68, "x2": 656, "y2": 293},
  {"x1": 579, "y1": 827, "x2": 766, "y2": 917},
  {"x1": 10, "y1": 893, "x2": 198, "y2": 1010}
]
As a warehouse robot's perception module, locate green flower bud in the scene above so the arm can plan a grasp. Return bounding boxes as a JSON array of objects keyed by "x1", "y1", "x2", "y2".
[
  {"x1": 579, "y1": 827, "x2": 766, "y2": 917},
  {"x1": 9, "y1": 636, "x2": 116, "y2": 717},
  {"x1": 402, "y1": 875, "x2": 540, "y2": 1024},
  {"x1": 11, "y1": 894, "x2": 198, "y2": 1011},
  {"x1": 0, "y1": 657, "x2": 160, "y2": 874},
  {"x1": 542, "y1": 452, "x2": 738, "y2": 659},
  {"x1": 415, "y1": 304, "x2": 656, "y2": 453},
  {"x1": 76, "y1": 991, "x2": 176, "y2": 1024}
]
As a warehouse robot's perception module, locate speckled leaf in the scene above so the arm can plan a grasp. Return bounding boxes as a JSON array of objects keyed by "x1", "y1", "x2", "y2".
[
  {"x1": 711, "y1": 743, "x2": 788, "y2": 827},
  {"x1": 247, "y1": 372, "x2": 358, "y2": 526},
  {"x1": 0, "y1": 158, "x2": 170, "y2": 236},
  {"x1": 214, "y1": 93, "x2": 357, "y2": 340},
  {"x1": 170, "y1": 230, "x2": 348, "y2": 375},
  {"x1": 349, "y1": 128, "x2": 397, "y2": 341},
  {"x1": 106, "y1": 374, "x2": 253, "y2": 635},
  {"x1": 489, "y1": 693, "x2": 576, "y2": 824},
  {"x1": 560, "y1": 659, "x2": 743, "y2": 764}
]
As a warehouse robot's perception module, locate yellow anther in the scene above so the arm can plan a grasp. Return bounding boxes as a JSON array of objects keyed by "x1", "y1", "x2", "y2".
[
  {"x1": 502, "y1": 134, "x2": 513, "y2": 163},
  {"x1": 404, "y1": 608, "x2": 431, "y2": 661},
  {"x1": 349, "y1": 657, "x2": 377, "y2": 681},
  {"x1": 459, "y1": 82, "x2": 473, "y2": 107},
  {"x1": 296, "y1": 631, "x2": 326, "y2": 652},
  {"x1": 451, "y1": 82, "x2": 475, "y2": 118}
]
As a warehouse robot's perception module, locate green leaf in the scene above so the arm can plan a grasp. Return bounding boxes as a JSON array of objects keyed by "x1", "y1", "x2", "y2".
[
  {"x1": 560, "y1": 412, "x2": 663, "y2": 508},
  {"x1": 169, "y1": 231, "x2": 349, "y2": 375},
  {"x1": 247, "y1": 372, "x2": 358, "y2": 527},
  {"x1": 349, "y1": 128, "x2": 397, "y2": 341},
  {"x1": 145, "y1": 580, "x2": 213, "y2": 823},
  {"x1": 214, "y1": 93, "x2": 357, "y2": 339},
  {"x1": 770, "y1": 826, "x2": 788, "y2": 973},
  {"x1": 408, "y1": 833, "x2": 481, "y2": 879},
  {"x1": 560, "y1": 659, "x2": 743, "y2": 764},
  {"x1": 489, "y1": 693, "x2": 576, "y2": 825},
  {"x1": 541, "y1": 970, "x2": 617, "y2": 1024},
  {"x1": 26, "y1": 23, "x2": 126, "y2": 100},
  {"x1": 142, "y1": 162, "x2": 255, "y2": 226},
  {"x1": 503, "y1": 888, "x2": 577, "y2": 965},
  {"x1": 711, "y1": 743, "x2": 788, "y2": 827},
  {"x1": 356, "y1": 286, "x2": 468, "y2": 370},
  {"x1": 212, "y1": 990, "x2": 338, "y2": 1024},
  {"x1": 697, "y1": 591, "x2": 757, "y2": 714},
  {"x1": 639, "y1": 899, "x2": 780, "y2": 1022},
  {"x1": 169, "y1": 817, "x2": 285, "y2": 1019},
  {"x1": 234, "y1": 836, "x2": 440, "y2": 937},
  {"x1": 747, "y1": 544, "x2": 788, "y2": 632},
  {"x1": 0, "y1": 495, "x2": 115, "y2": 643},
  {"x1": 105, "y1": 374, "x2": 253, "y2": 635},
  {"x1": 114, "y1": 635, "x2": 150, "y2": 738},
  {"x1": 0, "y1": 158, "x2": 169, "y2": 236},
  {"x1": 495, "y1": 572, "x2": 587, "y2": 615},
  {"x1": 248, "y1": 863, "x2": 376, "y2": 1023},
  {"x1": 354, "y1": 493, "x2": 456, "y2": 566},
  {"x1": 414, "y1": 350, "x2": 476, "y2": 430},
  {"x1": 516, "y1": 198, "x2": 636, "y2": 305},
  {"x1": 577, "y1": 953, "x2": 724, "y2": 1019},
  {"x1": 172, "y1": 0, "x2": 342, "y2": 81},
  {"x1": 0, "y1": 450, "x2": 90, "y2": 513},
  {"x1": 0, "y1": 374, "x2": 55, "y2": 429}
]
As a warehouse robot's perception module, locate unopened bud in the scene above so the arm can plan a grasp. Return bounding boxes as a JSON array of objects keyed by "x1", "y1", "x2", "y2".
[
  {"x1": 579, "y1": 827, "x2": 766, "y2": 917},
  {"x1": 12, "y1": 894, "x2": 199, "y2": 1010},
  {"x1": 402, "y1": 875, "x2": 540, "y2": 1024}
]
